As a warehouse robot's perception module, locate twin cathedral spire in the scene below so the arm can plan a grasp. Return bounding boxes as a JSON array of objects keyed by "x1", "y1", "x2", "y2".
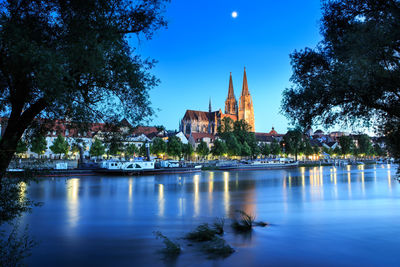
[{"x1": 224, "y1": 68, "x2": 255, "y2": 132}]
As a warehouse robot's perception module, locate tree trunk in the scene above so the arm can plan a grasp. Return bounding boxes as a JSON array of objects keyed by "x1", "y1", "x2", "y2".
[{"x1": 0, "y1": 120, "x2": 25, "y2": 179}]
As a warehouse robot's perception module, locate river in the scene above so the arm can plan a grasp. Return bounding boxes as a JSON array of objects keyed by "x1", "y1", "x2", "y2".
[{"x1": 22, "y1": 164, "x2": 399, "y2": 266}]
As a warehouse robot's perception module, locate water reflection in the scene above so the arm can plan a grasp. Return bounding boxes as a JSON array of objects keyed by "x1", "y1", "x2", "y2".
[
  {"x1": 66, "y1": 178, "x2": 80, "y2": 228},
  {"x1": 24, "y1": 164, "x2": 400, "y2": 267},
  {"x1": 223, "y1": 172, "x2": 230, "y2": 215},
  {"x1": 193, "y1": 174, "x2": 199, "y2": 217}
]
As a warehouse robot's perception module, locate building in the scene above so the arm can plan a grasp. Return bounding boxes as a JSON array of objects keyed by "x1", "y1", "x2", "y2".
[{"x1": 180, "y1": 68, "x2": 255, "y2": 135}]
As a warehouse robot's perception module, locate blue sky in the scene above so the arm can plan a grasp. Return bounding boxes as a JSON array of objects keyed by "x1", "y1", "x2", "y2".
[{"x1": 132, "y1": 0, "x2": 322, "y2": 134}]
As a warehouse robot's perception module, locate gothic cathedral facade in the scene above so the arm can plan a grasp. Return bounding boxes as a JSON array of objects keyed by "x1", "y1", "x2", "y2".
[{"x1": 180, "y1": 68, "x2": 255, "y2": 135}]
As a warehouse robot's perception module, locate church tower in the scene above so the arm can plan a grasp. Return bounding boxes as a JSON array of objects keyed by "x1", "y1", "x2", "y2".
[
  {"x1": 224, "y1": 72, "x2": 238, "y2": 115},
  {"x1": 238, "y1": 67, "x2": 255, "y2": 132}
]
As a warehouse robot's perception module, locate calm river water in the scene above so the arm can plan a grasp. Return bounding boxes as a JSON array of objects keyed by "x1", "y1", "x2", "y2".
[{"x1": 22, "y1": 164, "x2": 399, "y2": 266}]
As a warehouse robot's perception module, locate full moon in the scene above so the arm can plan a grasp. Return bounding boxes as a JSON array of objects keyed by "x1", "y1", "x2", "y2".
[{"x1": 231, "y1": 11, "x2": 238, "y2": 18}]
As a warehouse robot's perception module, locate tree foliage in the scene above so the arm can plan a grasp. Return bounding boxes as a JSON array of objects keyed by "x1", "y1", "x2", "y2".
[
  {"x1": 196, "y1": 141, "x2": 209, "y2": 158},
  {"x1": 218, "y1": 119, "x2": 259, "y2": 157},
  {"x1": 211, "y1": 139, "x2": 227, "y2": 157},
  {"x1": 270, "y1": 139, "x2": 281, "y2": 156},
  {"x1": 260, "y1": 143, "x2": 270, "y2": 157},
  {"x1": 338, "y1": 136, "x2": 354, "y2": 155},
  {"x1": 283, "y1": 128, "x2": 304, "y2": 160},
  {"x1": 89, "y1": 138, "x2": 105, "y2": 158},
  {"x1": 29, "y1": 133, "x2": 47, "y2": 156},
  {"x1": 125, "y1": 143, "x2": 138, "y2": 158},
  {"x1": 281, "y1": 0, "x2": 400, "y2": 158},
  {"x1": 167, "y1": 136, "x2": 182, "y2": 159},
  {"x1": 151, "y1": 137, "x2": 166, "y2": 156},
  {"x1": 50, "y1": 134, "x2": 69, "y2": 158},
  {"x1": 357, "y1": 134, "x2": 373, "y2": 155},
  {"x1": 181, "y1": 143, "x2": 194, "y2": 160},
  {"x1": 0, "y1": 0, "x2": 169, "y2": 176},
  {"x1": 15, "y1": 139, "x2": 28, "y2": 155}
]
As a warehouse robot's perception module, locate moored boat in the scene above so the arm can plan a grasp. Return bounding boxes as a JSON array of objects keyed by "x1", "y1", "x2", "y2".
[
  {"x1": 216, "y1": 158, "x2": 298, "y2": 171},
  {"x1": 94, "y1": 160, "x2": 201, "y2": 175}
]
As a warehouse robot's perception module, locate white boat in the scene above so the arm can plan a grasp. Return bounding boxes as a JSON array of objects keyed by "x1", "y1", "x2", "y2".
[{"x1": 100, "y1": 160, "x2": 155, "y2": 171}]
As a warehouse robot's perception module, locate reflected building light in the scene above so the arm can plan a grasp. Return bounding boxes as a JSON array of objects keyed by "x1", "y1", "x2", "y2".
[
  {"x1": 302, "y1": 172, "x2": 305, "y2": 188},
  {"x1": 178, "y1": 197, "x2": 185, "y2": 217},
  {"x1": 347, "y1": 165, "x2": 351, "y2": 172},
  {"x1": 128, "y1": 178, "x2": 133, "y2": 202},
  {"x1": 208, "y1": 173, "x2": 214, "y2": 213},
  {"x1": 288, "y1": 175, "x2": 292, "y2": 188},
  {"x1": 128, "y1": 178, "x2": 133, "y2": 216},
  {"x1": 67, "y1": 178, "x2": 80, "y2": 228},
  {"x1": 194, "y1": 175, "x2": 200, "y2": 217},
  {"x1": 334, "y1": 172, "x2": 337, "y2": 185},
  {"x1": 208, "y1": 173, "x2": 214, "y2": 193},
  {"x1": 223, "y1": 172, "x2": 230, "y2": 216},
  {"x1": 347, "y1": 172, "x2": 352, "y2": 197},
  {"x1": 158, "y1": 184, "x2": 165, "y2": 217},
  {"x1": 361, "y1": 170, "x2": 365, "y2": 195},
  {"x1": 388, "y1": 170, "x2": 392, "y2": 189},
  {"x1": 19, "y1": 181, "x2": 27, "y2": 204}
]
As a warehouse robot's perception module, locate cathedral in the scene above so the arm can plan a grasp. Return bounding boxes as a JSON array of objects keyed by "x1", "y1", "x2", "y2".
[{"x1": 180, "y1": 67, "x2": 255, "y2": 135}]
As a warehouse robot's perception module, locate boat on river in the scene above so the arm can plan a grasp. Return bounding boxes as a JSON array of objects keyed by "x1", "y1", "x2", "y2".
[
  {"x1": 216, "y1": 158, "x2": 299, "y2": 171},
  {"x1": 94, "y1": 160, "x2": 202, "y2": 175}
]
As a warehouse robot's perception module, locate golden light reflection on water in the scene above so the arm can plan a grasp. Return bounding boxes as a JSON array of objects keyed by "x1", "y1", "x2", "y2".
[
  {"x1": 223, "y1": 172, "x2": 230, "y2": 215},
  {"x1": 347, "y1": 171, "x2": 352, "y2": 197},
  {"x1": 67, "y1": 178, "x2": 80, "y2": 227},
  {"x1": 19, "y1": 181, "x2": 27, "y2": 203},
  {"x1": 128, "y1": 178, "x2": 133, "y2": 202},
  {"x1": 158, "y1": 184, "x2": 164, "y2": 217},
  {"x1": 388, "y1": 170, "x2": 392, "y2": 190},
  {"x1": 208, "y1": 172, "x2": 214, "y2": 213},
  {"x1": 193, "y1": 174, "x2": 200, "y2": 217}
]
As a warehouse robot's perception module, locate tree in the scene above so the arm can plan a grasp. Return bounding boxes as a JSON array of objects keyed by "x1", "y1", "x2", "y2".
[
  {"x1": 30, "y1": 133, "x2": 47, "y2": 157},
  {"x1": 283, "y1": 129, "x2": 304, "y2": 161},
  {"x1": 217, "y1": 117, "x2": 234, "y2": 137},
  {"x1": 303, "y1": 140, "x2": 314, "y2": 158},
  {"x1": 281, "y1": 0, "x2": 400, "y2": 159},
  {"x1": 373, "y1": 143, "x2": 385, "y2": 157},
  {"x1": 138, "y1": 143, "x2": 148, "y2": 157},
  {"x1": 90, "y1": 138, "x2": 105, "y2": 158},
  {"x1": 333, "y1": 146, "x2": 341, "y2": 156},
  {"x1": 196, "y1": 141, "x2": 209, "y2": 159},
  {"x1": 338, "y1": 136, "x2": 354, "y2": 156},
  {"x1": 357, "y1": 134, "x2": 373, "y2": 156},
  {"x1": 15, "y1": 139, "x2": 28, "y2": 156},
  {"x1": 0, "y1": 0, "x2": 169, "y2": 178},
  {"x1": 182, "y1": 143, "x2": 194, "y2": 160},
  {"x1": 260, "y1": 143, "x2": 271, "y2": 157},
  {"x1": 151, "y1": 137, "x2": 166, "y2": 157},
  {"x1": 225, "y1": 133, "x2": 241, "y2": 157},
  {"x1": 270, "y1": 139, "x2": 281, "y2": 156},
  {"x1": 241, "y1": 141, "x2": 251, "y2": 157},
  {"x1": 167, "y1": 136, "x2": 182, "y2": 159},
  {"x1": 125, "y1": 144, "x2": 138, "y2": 158},
  {"x1": 50, "y1": 134, "x2": 69, "y2": 159},
  {"x1": 211, "y1": 139, "x2": 227, "y2": 158}
]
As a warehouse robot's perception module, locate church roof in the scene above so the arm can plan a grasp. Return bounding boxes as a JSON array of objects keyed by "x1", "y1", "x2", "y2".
[{"x1": 182, "y1": 110, "x2": 218, "y2": 122}]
